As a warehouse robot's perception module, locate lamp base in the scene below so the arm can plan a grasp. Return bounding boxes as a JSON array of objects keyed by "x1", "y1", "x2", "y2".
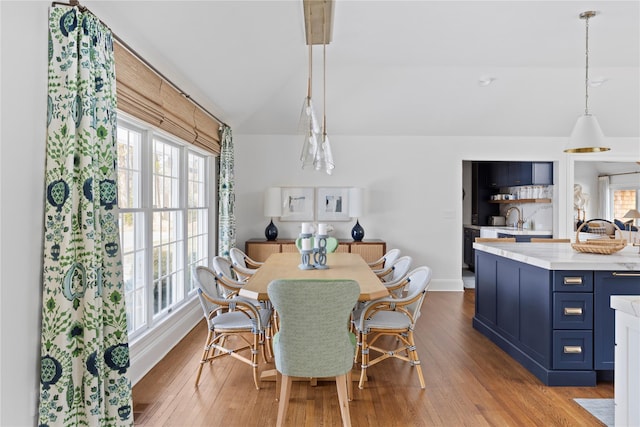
[
  {"x1": 351, "y1": 220, "x2": 365, "y2": 242},
  {"x1": 265, "y1": 219, "x2": 278, "y2": 241}
]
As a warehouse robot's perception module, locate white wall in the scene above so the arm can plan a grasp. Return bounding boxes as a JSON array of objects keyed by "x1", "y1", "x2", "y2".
[
  {"x1": 234, "y1": 134, "x2": 573, "y2": 292},
  {"x1": 2, "y1": 2, "x2": 639, "y2": 426},
  {"x1": 1, "y1": 2, "x2": 49, "y2": 425}
]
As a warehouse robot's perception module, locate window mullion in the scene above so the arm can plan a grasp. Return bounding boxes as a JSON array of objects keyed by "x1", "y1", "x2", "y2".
[{"x1": 143, "y1": 129, "x2": 154, "y2": 329}]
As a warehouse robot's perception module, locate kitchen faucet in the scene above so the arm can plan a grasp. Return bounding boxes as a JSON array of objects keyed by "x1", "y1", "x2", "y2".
[{"x1": 506, "y1": 206, "x2": 524, "y2": 230}]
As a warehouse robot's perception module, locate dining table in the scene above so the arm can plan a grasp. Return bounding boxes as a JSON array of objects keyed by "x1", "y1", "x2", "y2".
[
  {"x1": 238, "y1": 251, "x2": 388, "y2": 385},
  {"x1": 238, "y1": 252, "x2": 389, "y2": 302}
]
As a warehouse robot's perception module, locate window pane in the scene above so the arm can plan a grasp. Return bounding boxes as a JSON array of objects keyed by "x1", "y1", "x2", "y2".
[
  {"x1": 153, "y1": 140, "x2": 180, "y2": 209},
  {"x1": 613, "y1": 189, "x2": 638, "y2": 222},
  {"x1": 187, "y1": 207, "x2": 208, "y2": 292},
  {"x1": 152, "y1": 210, "x2": 183, "y2": 316},
  {"x1": 119, "y1": 211, "x2": 146, "y2": 333},
  {"x1": 117, "y1": 127, "x2": 141, "y2": 209}
]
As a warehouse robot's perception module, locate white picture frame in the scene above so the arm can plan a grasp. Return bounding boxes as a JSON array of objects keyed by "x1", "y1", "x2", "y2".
[
  {"x1": 316, "y1": 187, "x2": 350, "y2": 221},
  {"x1": 280, "y1": 187, "x2": 315, "y2": 221}
]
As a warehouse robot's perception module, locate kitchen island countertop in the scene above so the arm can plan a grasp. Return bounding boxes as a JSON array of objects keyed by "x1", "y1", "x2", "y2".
[{"x1": 473, "y1": 241, "x2": 640, "y2": 270}]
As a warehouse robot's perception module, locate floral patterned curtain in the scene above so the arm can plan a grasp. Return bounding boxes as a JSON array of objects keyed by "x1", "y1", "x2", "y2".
[
  {"x1": 218, "y1": 125, "x2": 236, "y2": 257},
  {"x1": 39, "y1": 6, "x2": 133, "y2": 426}
]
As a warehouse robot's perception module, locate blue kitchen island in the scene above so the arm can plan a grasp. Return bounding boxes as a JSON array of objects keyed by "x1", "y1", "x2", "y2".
[{"x1": 472, "y1": 241, "x2": 640, "y2": 386}]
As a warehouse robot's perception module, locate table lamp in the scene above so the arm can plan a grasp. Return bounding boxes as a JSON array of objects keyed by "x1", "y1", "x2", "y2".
[
  {"x1": 623, "y1": 208, "x2": 640, "y2": 244},
  {"x1": 264, "y1": 187, "x2": 281, "y2": 241},
  {"x1": 349, "y1": 187, "x2": 364, "y2": 241}
]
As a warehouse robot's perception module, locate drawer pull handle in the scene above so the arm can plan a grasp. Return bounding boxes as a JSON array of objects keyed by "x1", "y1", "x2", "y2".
[
  {"x1": 563, "y1": 277, "x2": 583, "y2": 285},
  {"x1": 612, "y1": 272, "x2": 640, "y2": 277},
  {"x1": 563, "y1": 346, "x2": 582, "y2": 354},
  {"x1": 564, "y1": 307, "x2": 583, "y2": 316}
]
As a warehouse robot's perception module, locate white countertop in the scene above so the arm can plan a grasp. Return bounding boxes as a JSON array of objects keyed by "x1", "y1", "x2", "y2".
[
  {"x1": 464, "y1": 225, "x2": 552, "y2": 235},
  {"x1": 473, "y1": 241, "x2": 640, "y2": 270},
  {"x1": 611, "y1": 295, "x2": 640, "y2": 318}
]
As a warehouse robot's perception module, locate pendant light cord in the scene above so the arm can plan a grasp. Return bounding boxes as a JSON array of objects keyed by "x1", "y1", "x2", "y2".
[
  {"x1": 584, "y1": 14, "x2": 590, "y2": 115},
  {"x1": 322, "y1": 4, "x2": 327, "y2": 137}
]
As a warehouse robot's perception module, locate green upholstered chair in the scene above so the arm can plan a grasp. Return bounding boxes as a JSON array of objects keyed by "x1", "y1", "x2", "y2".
[
  {"x1": 354, "y1": 266, "x2": 432, "y2": 390},
  {"x1": 295, "y1": 236, "x2": 339, "y2": 253},
  {"x1": 192, "y1": 266, "x2": 272, "y2": 389},
  {"x1": 267, "y1": 279, "x2": 360, "y2": 427}
]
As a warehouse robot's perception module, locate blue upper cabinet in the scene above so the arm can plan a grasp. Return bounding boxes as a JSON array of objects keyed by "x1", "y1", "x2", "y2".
[{"x1": 487, "y1": 161, "x2": 553, "y2": 188}]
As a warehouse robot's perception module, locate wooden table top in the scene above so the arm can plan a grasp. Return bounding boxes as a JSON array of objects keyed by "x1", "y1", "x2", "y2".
[{"x1": 239, "y1": 252, "x2": 389, "y2": 302}]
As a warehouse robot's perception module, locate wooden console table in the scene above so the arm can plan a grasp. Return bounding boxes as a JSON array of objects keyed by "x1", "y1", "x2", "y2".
[{"x1": 245, "y1": 238, "x2": 386, "y2": 263}]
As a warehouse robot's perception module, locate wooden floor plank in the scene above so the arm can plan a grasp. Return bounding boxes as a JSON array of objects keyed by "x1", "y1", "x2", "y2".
[{"x1": 133, "y1": 290, "x2": 612, "y2": 426}]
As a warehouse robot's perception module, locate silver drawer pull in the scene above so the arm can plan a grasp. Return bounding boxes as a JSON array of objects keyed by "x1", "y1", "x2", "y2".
[
  {"x1": 564, "y1": 307, "x2": 583, "y2": 316},
  {"x1": 563, "y1": 277, "x2": 583, "y2": 285},
  {"x1": 612, "y1": 272, "x2": 640, "y2": 277},
  {"x1": 563, "y1": 346, "x2": 582, "y2": 354}
]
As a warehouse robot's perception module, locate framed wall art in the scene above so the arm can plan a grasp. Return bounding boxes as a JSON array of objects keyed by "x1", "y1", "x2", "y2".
[
  {"x1": 280, "y1": 187, "x2": 314, "y2": 221},
  {"x1": 316, "y1": 187, "x2": 350, "y2": 221}
]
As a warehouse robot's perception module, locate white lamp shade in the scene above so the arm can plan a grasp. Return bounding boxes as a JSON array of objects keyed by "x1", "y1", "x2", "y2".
[
  {"x1": 349, "y1": 187, "x2": 364, "y2": 218},
  {"x1": 264, "y1": 187, "x2": 282, "y2": 217},
  {"x1": 565, "y1": 114, "x2": 610, "y2": 153},
  {"x1": 623, "y1": 209, "x2": 640, "y2": 219}
]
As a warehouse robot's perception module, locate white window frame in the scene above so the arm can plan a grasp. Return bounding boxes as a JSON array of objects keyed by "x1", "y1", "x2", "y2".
[{"x1": 117, "y1": 113, "x2": 216, "y2": 342}]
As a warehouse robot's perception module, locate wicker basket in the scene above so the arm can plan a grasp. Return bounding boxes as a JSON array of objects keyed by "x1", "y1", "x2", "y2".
[{"x1": 572, "y1": 221, "x2": 626, "y2": 254}]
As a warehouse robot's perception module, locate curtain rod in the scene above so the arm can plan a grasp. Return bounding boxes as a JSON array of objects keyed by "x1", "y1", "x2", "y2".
[
  {"x1": 50, "y1": 1, "x2": 228, "y2": 129},
  {"x1": 599, "y1": 171, "x2": 640, "y2": 178}
]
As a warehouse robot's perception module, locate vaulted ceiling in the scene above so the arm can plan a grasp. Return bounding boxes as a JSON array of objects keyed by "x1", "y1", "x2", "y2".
[{"x1": 84, "y1": 1, "x2": 639, "y2": 138}]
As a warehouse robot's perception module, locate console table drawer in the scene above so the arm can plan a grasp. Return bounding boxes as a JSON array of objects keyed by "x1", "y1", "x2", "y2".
[
  {"x1": 553, "y1": 271, "x2": 593, "y2": 292},
  {"x1": 553, "y1": 293, "x2": 593, "y2": 330},
  {"x1": 552, "y1": 331, "x2": 593, "y2": 370}
]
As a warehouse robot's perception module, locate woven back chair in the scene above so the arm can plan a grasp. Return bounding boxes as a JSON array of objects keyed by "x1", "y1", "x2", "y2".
[
  {"x1": 230, "y1": 247, "x2": 263, "y2": 272},
  {"x1": 368, "y1": 248, "x2": 401, "y2": 270},
  {"x1": 267, "y1": 279, "x2": 360, "y2": 427},
  {"x1": 354, "y1": 266, "x2": 432, "y2": 389},
  {"x1": 375, "y1": 255, "x2": 412, "y2": 283},
  {"x1": 192, "y1": 266, "x2": 272, "y2": 389}
]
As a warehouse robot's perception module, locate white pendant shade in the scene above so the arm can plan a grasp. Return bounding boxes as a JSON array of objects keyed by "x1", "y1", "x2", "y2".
[{"x1": 565, "y1": 114, "x2": 609, "y2": 153}]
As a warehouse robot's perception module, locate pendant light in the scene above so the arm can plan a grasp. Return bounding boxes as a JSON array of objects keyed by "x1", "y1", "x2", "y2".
[
  {"x1": 300, "y1": 0, "x2": 334, "y2": 174},
  {"x1": 314, "y1": 16, "x2": 335, "y2": 175},
  {"x1": 565, "y1": 11, "x2": 610, "y2": 153},
  {"x1": 300, "y1": 3, "x2": 320, "y2": 169}
]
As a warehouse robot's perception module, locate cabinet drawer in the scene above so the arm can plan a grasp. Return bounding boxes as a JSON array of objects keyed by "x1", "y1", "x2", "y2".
[
  {"x1": 553, "y1": 271, "x2": 593, "y2": 292},
  {"x1": 552, "y1": 331, "x2": 593, "y2": 370},
  {"x1": 553, "y1": 293, "x2": 593, "y2": 330}
]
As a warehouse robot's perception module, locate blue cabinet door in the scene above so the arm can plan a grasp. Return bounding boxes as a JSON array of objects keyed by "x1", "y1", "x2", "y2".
[
  {"x1": 594, "y1": 271, "x2": 640, "y2": 370},
  {"x1": 496, "y1": 259, "x2": 520, "y2": 340},
  {"x1": 519, "y1": 265, "x2": 552, "y2": 366},
  {"x1": 475, "y1": 252, "x2": 497, "y2": 325}
]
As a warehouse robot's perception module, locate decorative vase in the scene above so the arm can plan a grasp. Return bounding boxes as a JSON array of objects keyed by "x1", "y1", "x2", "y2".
[
  {"x1": 351, "y1": 220, "x2": 365, "y2": 242},
  {"x1": 265, "y1": 219, "x2": 278, "y2": 241}
]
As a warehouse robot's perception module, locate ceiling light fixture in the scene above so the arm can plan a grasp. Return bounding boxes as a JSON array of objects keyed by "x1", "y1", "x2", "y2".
[
  {"x1": 299, "y1": 4, "x2": 320, "y2": 169},
  {"x1": 300, "y1": 0, "x2": 334, "y2": 174},
  {"x1": 565, "y1": 11, "x2": 610, "y2": 153}
]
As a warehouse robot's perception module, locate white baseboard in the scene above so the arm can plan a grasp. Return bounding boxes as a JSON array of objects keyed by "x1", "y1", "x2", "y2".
[
  {"x1": 428, "y1": 278, "x2": 464, "y2": 292},
  {"x1": 128, "y1": 297, "x2": 202, "y2": 386}
]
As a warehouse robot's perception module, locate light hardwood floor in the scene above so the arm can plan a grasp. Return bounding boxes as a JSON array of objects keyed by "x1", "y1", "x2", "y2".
[{"x1": 132, "y1": 290, "x2": 612, "y2": 426}]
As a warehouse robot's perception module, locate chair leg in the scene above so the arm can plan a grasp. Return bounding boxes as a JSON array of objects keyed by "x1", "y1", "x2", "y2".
[
  {"x1": 347, "y1": 370, "x2": 353, "y2": 402},
  {"x1": 407, "y1": 330, "x2": 425, "y2": 389},
  {"x1": 358, "y1": 332, "x2": 369, "y2": 389},
  {"x1": 252, "y1": 332, "x2": 261, "y2": 390},
  {"x1": 194, "y1": 329, "x2": 214, "y2": 387},
  {"x1": 335, "y1": 374, "x2": 352, "y2": 427},
  {"x1": 276, "y1": 375, "x2": 292, "y2": 427}
]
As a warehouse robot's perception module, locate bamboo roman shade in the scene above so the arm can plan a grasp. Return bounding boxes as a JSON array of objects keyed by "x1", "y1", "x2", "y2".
[{"x1": 114, "y1": 41, "x2": 221, "y2": 154}]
